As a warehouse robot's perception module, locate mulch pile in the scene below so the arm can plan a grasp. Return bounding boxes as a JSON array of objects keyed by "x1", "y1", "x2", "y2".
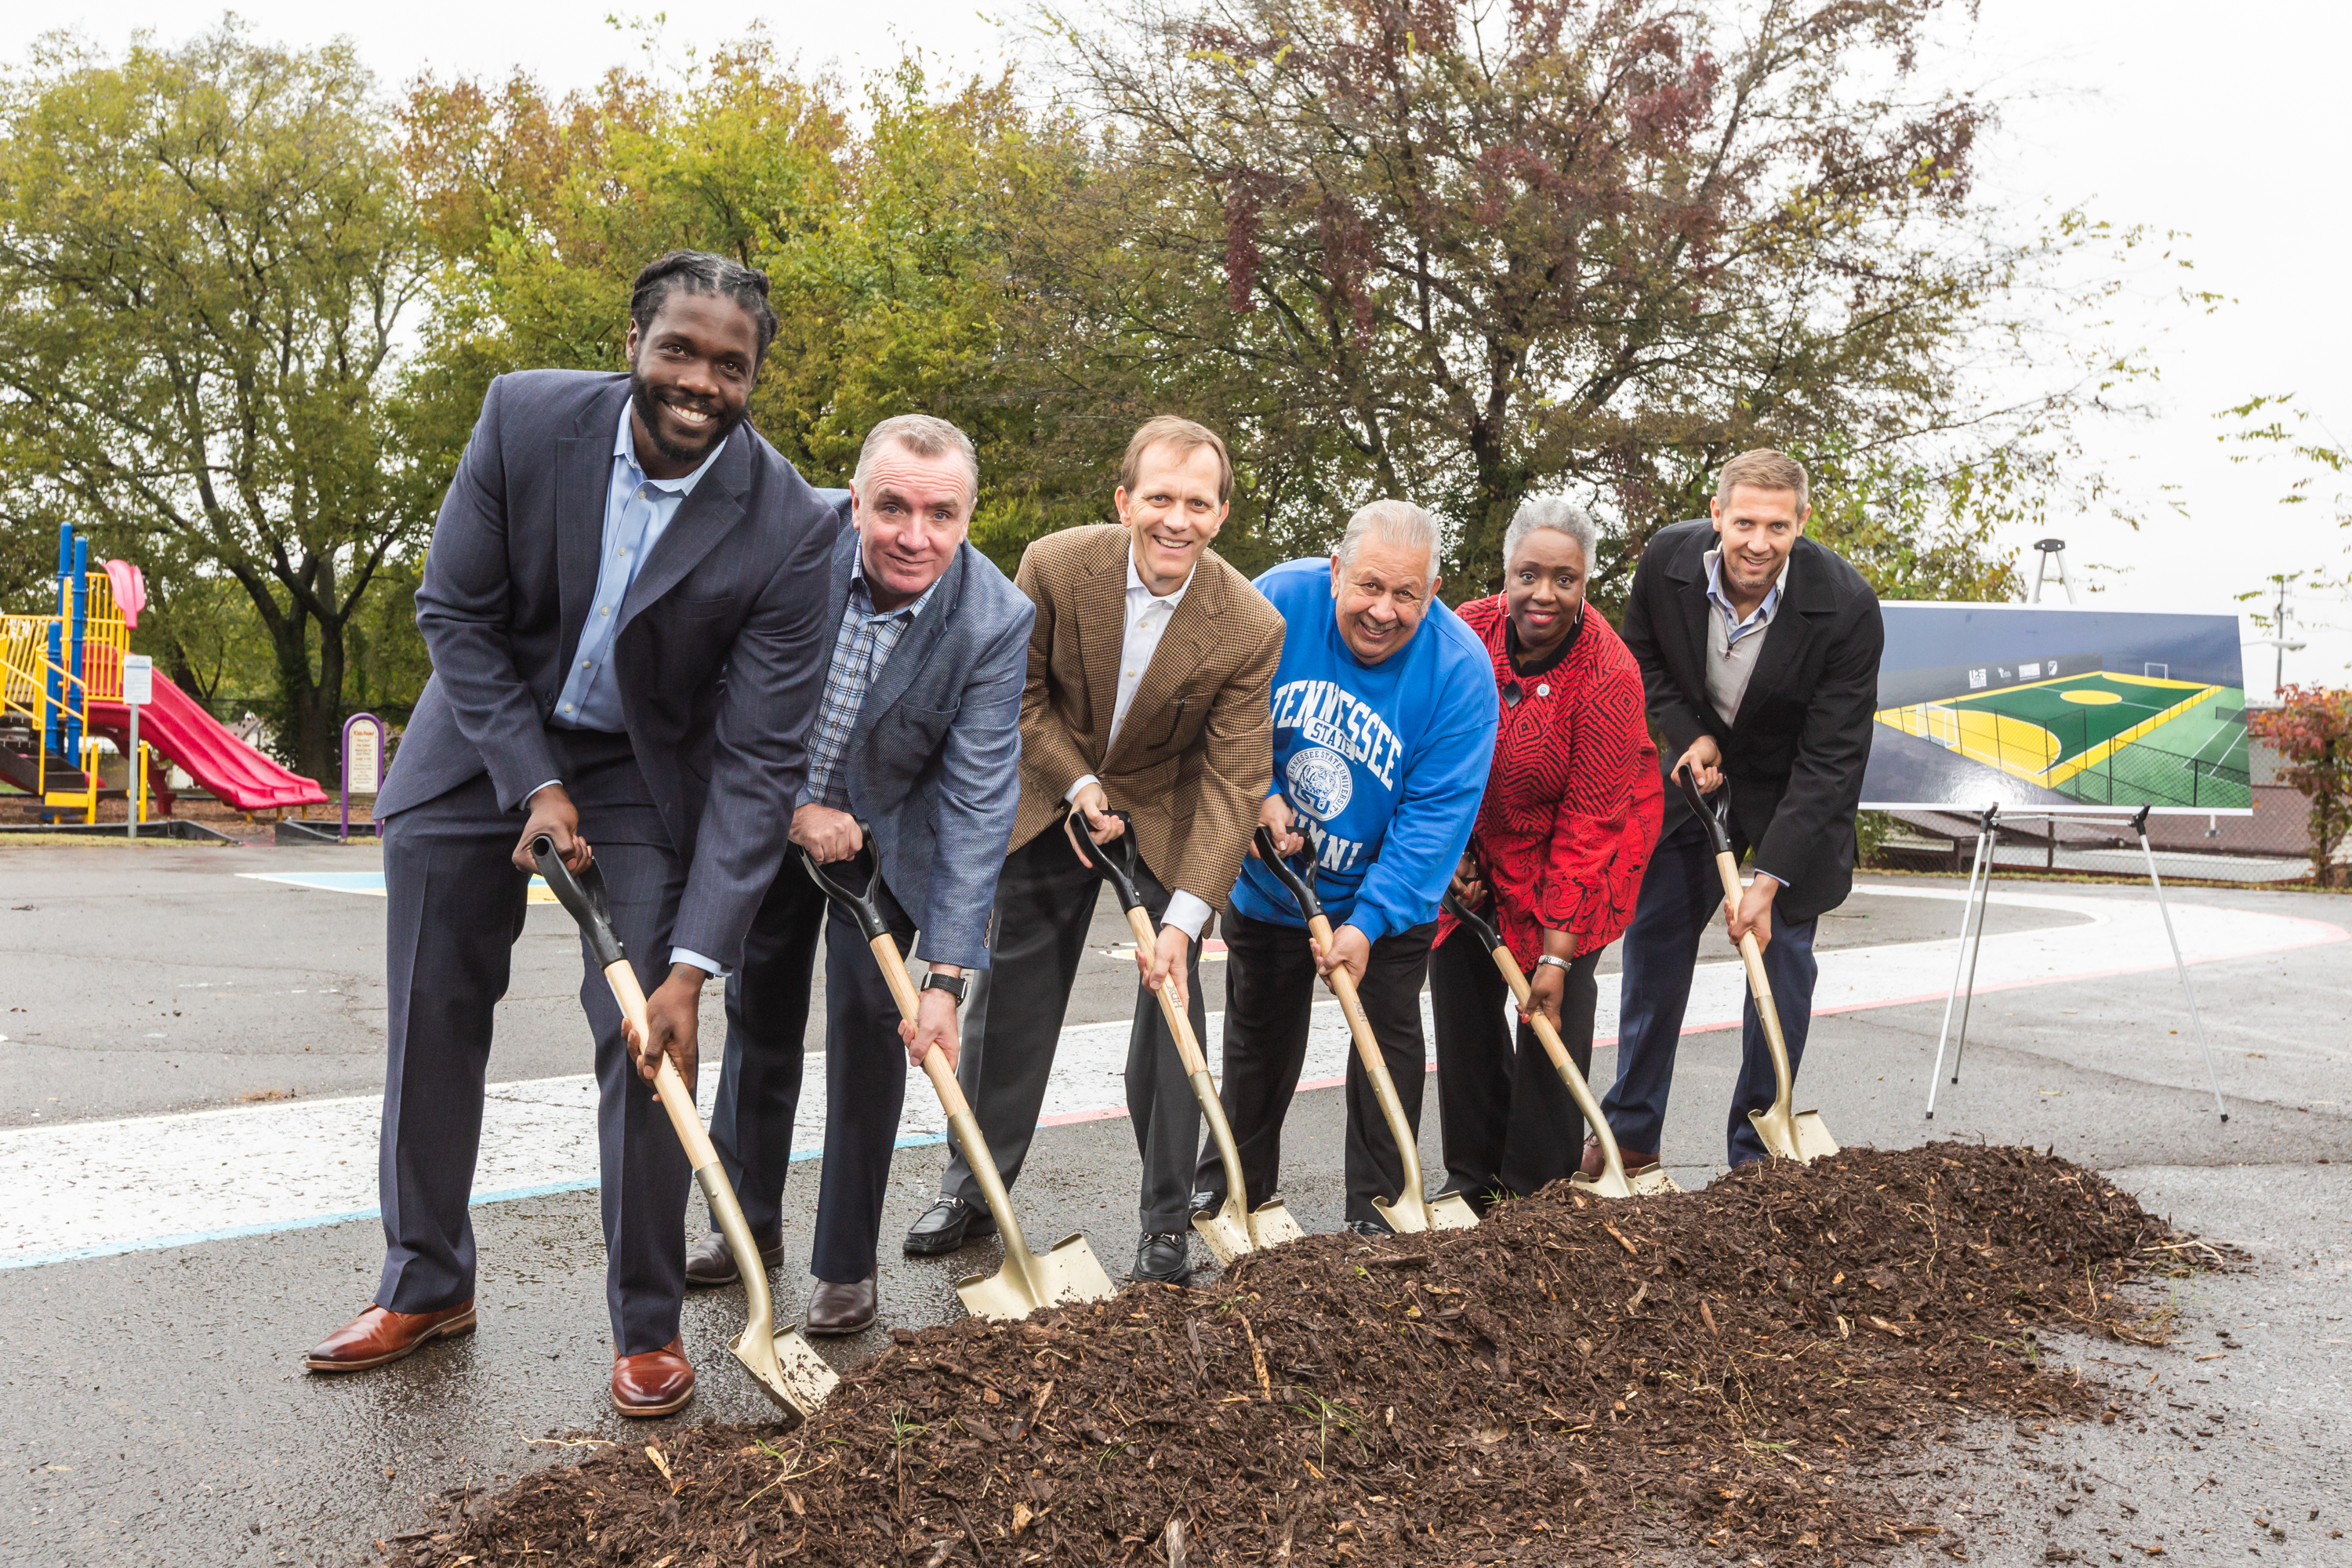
[{"x1": 383, "y1": 1144, "x2": 2220, "y2": 1566}]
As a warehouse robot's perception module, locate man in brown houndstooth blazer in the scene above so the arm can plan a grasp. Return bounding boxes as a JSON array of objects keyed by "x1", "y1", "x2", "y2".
[{"x1": 903, "y1": 416, "x2": 1285, "y2": 1283}]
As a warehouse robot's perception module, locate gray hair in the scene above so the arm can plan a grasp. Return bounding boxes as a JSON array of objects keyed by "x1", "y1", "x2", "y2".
[
  {"x1": 1335, "y1": 499, "x2": 1440, "y2": 587},
  {"x1": 855, "y1": 413, "x2": 979, "y2": 510},
  {"x1": 1502, "y1": 495, "x2": 1597, "y2": 568}
]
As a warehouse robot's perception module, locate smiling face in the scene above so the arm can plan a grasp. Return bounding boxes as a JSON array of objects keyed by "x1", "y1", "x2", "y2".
[
  {"x1": 851, "y1": 440, "x2": 973, "y2": 612},
  {"x1": 624, "y1": 289, "x2": 761, "y2": 477},
  {"x1": 1504, "y1": 528, "x2": 1588, "y2": 656},
  {"x1": 1709, "y1": 482, "x2": 1807, "y2": 607},
  {"x1": 1116, "y1": 440, "x2": 1229, "y2": 596},
  {"x1": 1329, "y1": 540, "x2": 1439, "y2": 665}
]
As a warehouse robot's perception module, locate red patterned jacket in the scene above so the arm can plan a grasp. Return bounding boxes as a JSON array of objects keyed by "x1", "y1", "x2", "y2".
[{"x1": 1434, "y1": 595, "x2": 1663, "y2": 967}]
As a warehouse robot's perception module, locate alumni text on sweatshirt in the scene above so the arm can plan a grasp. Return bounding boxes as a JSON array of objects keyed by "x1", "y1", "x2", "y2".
[{"x1": 1226, "y1": 557, "x2": 1499, "y2": 943}]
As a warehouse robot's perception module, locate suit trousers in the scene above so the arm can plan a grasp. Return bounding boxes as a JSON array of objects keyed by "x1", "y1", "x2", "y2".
[
  {"x1": 941, "y1": 829, "x2": 1207, "y2": 1232},
  {"x1": 1599, "y1": 815, "x2": 1819, "y2": 1168},
  {"x1": 1198, "y1": 912, "x2": 1436, "y2": 1229},
  {"x1": 709, "y1": 868, "x2": 919, "y2": 1284},
  {"x1": 376, "y1": 729, "x2": 691, "y2": 1356},
  {"x1": 1428, "y1": 929, "x2": 1601, "y2": 1199}
]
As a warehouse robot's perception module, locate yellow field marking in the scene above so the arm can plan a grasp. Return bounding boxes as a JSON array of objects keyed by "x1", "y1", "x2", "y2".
[
  {"x1": 2061, "y1": 690, "x2": 2123, "y2": 705},
  {"x1": 1875, "y1": 681, "x2": 2221, "y2": 789},
  {"x1": 2042, "y1": 684, "x2": 2220, "y2": 787}
]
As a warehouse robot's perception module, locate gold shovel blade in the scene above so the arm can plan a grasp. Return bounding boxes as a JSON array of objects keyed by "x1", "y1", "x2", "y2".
[
  {"x1": 955, "y1": 1232, "x2": 1120, "y2": 1322},
  {"x1": 730, "y1": 1326, "x2": 840, "y2": 1421},
  {"x1": 1372, "y1": 1190, "x2": 1479, "y2": 1235},
  {"x1": 1750, "y1": 1105, "x2": 1841, "y2": 1163},
  {"x1": 1629, "y1": 1164, "x2": 1686, "y2": 1196},
  {"x1": 1191, "y1": 1195, "x2": 1307, "y2": 1265}
]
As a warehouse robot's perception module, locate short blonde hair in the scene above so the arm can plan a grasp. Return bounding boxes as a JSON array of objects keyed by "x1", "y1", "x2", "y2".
[
  {"x1": 1119, "y1": 416, "x2": 1233, "y2": 503},
  {"x1": 1715, "y1": 448, "x2": 1809, "y2": 514}
]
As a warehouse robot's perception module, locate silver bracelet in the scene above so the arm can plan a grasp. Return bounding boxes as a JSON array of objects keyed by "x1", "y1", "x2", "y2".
[{"x1": 1534, "y1": 953, "x2": 1573, "y2": 974}]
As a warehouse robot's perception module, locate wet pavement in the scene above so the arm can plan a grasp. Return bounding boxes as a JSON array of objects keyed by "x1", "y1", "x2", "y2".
[{"x1": 1, "y1": 842, "x2": 2347, "y2": 1564}]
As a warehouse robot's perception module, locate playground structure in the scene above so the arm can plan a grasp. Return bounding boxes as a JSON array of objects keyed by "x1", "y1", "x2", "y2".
[{"x1": 0, "y1": 527, "x2": 327, "y2": 822}]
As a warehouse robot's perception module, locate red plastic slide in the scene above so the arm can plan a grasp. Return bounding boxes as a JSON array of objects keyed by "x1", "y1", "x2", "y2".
[{"x1": 89, "y1": 673, "x2": 326, "y2": 811}]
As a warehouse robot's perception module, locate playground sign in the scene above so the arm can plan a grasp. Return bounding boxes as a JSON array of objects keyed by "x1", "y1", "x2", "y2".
[
  {"x1": 340, "y1": 712, "x2": 385, "y2": 843},
  {"x1": 1861, "y1": 603, "x2": 2250, "y2": 815}
]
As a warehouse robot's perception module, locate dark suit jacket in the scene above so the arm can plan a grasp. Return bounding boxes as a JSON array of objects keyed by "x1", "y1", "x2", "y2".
[
  {"x1": 816, "y1": 528, "x2": 1035, "y2": 971},
  {"x1": 1621, "y1": 518, "x2": 1884, "y2": 924},
  {"x1": 379, "y1": 370, "x2": 842, "y2": 968}
]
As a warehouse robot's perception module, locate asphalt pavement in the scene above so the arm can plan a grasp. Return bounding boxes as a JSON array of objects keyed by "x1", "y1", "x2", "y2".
[{"x1": 2, "y1": 839, "x2": 2347, "y2": 1566}]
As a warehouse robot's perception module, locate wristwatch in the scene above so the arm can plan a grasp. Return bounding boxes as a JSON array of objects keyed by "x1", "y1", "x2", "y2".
[
  {"x1": 1534, "y1": 954, "x2": 1573, "y2": 975},
  {"x1": 920, "y1": 970, "x2": 970, "y2": 1004}
]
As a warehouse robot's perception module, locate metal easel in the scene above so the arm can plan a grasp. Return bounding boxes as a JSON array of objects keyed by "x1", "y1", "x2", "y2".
[{"x1": 1923, "y1": 800, "x2": 2227, "y2": 1122}]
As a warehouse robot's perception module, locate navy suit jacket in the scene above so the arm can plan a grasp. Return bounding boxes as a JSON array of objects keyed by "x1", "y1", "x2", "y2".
[
  {"x1": 1621, "y1": 517, "x2": 1884, "y2": 925},
  {"x1": 812, "y1": 525, "x2": 1033, "y2": 971},
  {"x1": 379, "y1": 370, "x2": 843, "y2": 968}
]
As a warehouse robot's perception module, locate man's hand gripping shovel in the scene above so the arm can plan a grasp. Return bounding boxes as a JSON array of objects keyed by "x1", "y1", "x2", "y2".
[
  {"x1": 529, "y1": 837, "x2": 839, "y2": 1422},
  {"x1": 1253, "y1": 826, "x2": 1477, "y2": 1233},
  {"x1": 796, "y1": 829, "x2": 1116, "y2": 1320},
  {"x1": 1440, "y1": 889, "x2": 1681, "y2": 1198},
  {"x1": 1064, "y1": 810, "x2": 1305, "y2": 1264},
  {"x1": 1672, "y1": 769, "x2": 1839, "y2": 1163}
]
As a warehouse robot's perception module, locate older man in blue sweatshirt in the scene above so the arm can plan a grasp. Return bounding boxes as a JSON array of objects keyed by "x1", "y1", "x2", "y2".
[{"x1": 1195, "y1": 499, "x2": 1498, "y2": 1235}]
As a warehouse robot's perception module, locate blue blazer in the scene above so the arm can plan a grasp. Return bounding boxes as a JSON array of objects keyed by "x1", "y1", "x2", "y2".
[
  {"x1": 379, "y1": 370, "x2": 844, "y2": 969},
  {"x1": 816, "y1": 525, "x2": 1033, "y2": 970}
]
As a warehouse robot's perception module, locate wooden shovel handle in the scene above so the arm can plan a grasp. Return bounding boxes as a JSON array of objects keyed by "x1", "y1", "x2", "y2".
[
  {"x1": 603, "y1": 959, "x2": 720, "y2": 1168},
  {"x1": 1707, "y1": 849, "x2": 1795, "y2": 1103},
  {"x1": 1123, "y1": 906, "x2": 1210, "y2": 1077}
]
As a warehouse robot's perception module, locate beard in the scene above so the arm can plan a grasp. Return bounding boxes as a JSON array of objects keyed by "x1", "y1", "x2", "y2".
[{"x1": 630, "y1": 371, "x2": 746, "y2": 466}]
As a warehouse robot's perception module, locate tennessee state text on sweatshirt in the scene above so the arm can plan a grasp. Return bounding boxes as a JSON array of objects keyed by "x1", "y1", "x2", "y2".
[{"x1": 1226, "y1": 557, "x2": 1499, "y2": 943}]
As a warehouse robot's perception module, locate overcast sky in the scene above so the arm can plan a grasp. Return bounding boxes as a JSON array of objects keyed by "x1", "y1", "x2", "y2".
[{"x1": 7, "y1": 1, "x2": 2345, "y2": 695}]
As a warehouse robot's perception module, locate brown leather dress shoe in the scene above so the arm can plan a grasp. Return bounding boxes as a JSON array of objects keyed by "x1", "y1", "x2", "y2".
[
  {"x1": 684, "y1": 1226, "x2": 784, "y2": 1287},
  {"x1": 1581, "y1": 1136, "x2": 1661, "y2": 1180},
  {"x1": 303, "y1": 1300, "x2": 476, "y2": 1373},
  {"x1": 805, "y1": 1276, "x2": 877, "y2": 1336},
  {"x1": 611, "y1": 1337, "x2": 695, "y2": 1417}
]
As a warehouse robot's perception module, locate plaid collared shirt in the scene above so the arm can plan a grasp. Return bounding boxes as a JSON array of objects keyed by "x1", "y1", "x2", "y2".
[{"x1": 800, "y1": 561, "x2": 938, "y2": 810}]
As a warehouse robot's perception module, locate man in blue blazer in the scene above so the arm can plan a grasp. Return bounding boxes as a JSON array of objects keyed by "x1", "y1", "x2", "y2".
[
  {"x1": 688, "y1": 413, "x2": 1033, "y2": 1336},
  {"x1": 303, "y1": 252, "x2": 842, "y2": 1417}
]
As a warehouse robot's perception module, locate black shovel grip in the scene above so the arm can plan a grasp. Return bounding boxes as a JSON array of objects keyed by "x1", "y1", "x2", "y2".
[
  {"x1": 1675, "y1": 764, "x2": 1735, "y2": 859},
  {"x1": 796, "y1": 822, "x2": 891, "y2": 942},
  {"x1": 1440, "y1": 887, "x2": 1503, "y2": 955},
  {"x1": 532, "y1": 836, "x2": 626, "y2": 969},
  {"x1": 1066, "y1": 807, "x2": 1146, "y2": 913},
  {"x1": 1252, "y1": 823, "x2": 1323, "y2": 922}
]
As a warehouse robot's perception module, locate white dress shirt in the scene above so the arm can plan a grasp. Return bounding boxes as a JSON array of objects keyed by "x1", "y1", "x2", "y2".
[{"x1": 1065, "y1": 551, "x2": 1213, "y2": 941}]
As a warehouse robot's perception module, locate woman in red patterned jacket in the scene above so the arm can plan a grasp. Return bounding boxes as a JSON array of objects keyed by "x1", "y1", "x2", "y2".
[{"x1": 1431, "y1": 497, "x2": 1663, "y2": 1207}]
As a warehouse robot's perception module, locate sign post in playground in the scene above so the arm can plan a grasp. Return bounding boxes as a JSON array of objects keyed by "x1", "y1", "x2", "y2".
[
  {"x1": 341, "y1": 713, "x2": 384, "y2": 843},
  {"x1": 122, "y1": 655, "x2": 153, "y2": 839}
]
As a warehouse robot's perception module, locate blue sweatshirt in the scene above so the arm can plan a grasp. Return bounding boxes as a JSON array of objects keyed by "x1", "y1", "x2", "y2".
[{"x1": 1227, "y1": 557, "x2": 1499, "y2": 942}]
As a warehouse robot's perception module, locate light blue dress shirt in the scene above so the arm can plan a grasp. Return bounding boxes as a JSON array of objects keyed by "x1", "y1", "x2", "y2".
[
  {"x1": 537, "y1": 400, "x2": 728, "y2": 978},
  {"x1": 1700, "y1": 545, "x2": 1789, "y2": 891}
]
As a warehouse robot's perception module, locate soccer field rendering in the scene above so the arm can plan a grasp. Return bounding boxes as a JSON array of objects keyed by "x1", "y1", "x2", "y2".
[{"x1": 1875, "y1": 669, "x2": 2252, "y2": 810}]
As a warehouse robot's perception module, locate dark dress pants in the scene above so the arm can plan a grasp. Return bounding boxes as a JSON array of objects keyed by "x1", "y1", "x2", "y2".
[
  {"x1": 1428, "y1": 926, "x2": 1602, "y2": 1199},
  {"x1": 940, "y1": 829, "x2": 1207, "y2": 1232},
  {"x1": 710, "y1": 869, "x2": 920, "y2": 1284},
  {"x1": 1599, "y1": 814, "x2": 1819, "y2": 1169},
  {"x1": 375, "y1": 731, "x2": 691, "y2": 1356},
  {"x1": 1197, "y1": 911, "x2": 1436, "y2": 1229}
]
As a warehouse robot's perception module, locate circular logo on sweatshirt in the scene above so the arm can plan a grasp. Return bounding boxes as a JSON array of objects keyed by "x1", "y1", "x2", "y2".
[{"x1": 1286, "y1": 747, "x2": 1353, "y2": 822}]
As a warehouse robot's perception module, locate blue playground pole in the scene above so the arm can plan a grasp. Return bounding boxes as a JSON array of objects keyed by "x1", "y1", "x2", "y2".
[
  {"x1": 43, "y1": 524, "x2": 69, "y2": 757},
  {"x1": 64, "y1": 534, "x2": 89, "y2": 760}
]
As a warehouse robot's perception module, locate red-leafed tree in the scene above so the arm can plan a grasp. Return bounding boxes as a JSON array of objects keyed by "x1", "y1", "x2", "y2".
[{"x1": 2250, "y1": 687, "x2": 2352, "y2": 887}]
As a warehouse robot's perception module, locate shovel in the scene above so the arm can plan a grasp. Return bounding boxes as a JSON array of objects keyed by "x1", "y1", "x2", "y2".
[
  {"x1": 1062, "y1": 810, "x2": 1305, "y2": 1263},
  {"x1": 1252, "y1": 826, "x2": 1477, "y2": 1234},
  {"x1": 1439, "y1": 889, "x2": 1681, "y2": 1198},
  {"x1": 528, "y1": 837, "x2": 839, "y2": 1422},
  {"x1": 795, "y1": 833, "x2": 1118, "y2": 1319},
  {"x1": 1671, "y1": 769, "x2": 1839, "y2": 1163}
]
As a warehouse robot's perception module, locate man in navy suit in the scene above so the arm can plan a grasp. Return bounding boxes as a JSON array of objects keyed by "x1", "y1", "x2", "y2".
[
  {"x1": 685, "y1": 414, "x2": 1034, "y2": 1337},
  {"x1": 303, "y1": 252, "x2": 841, "y2": 1417}
]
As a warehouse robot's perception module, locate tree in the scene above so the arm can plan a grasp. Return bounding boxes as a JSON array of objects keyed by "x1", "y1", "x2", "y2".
[
  {"x1": 2249, "y1": 686, "x2": 2352, "y2": 887},
  {"x1": 0, "y1": 23, "x2": 434, "y2": 780},
  {"x1": 1044, "y1": 0, "x2": 2143, "y2": 597}
]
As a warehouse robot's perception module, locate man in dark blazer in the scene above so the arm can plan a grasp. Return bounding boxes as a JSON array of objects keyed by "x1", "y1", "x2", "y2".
[
  {"x1": 1592, "y1": 448, "x2": 1883, "y2": 1172},
  {"x1": 688, "y1": 413, "x2": 1033, "y2": 1337},
  {"x1": 303, "y1": 252, "x2": 841, "y2": 1417}
]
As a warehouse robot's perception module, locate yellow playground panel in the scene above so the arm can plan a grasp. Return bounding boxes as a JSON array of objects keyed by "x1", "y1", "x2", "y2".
[{"x1": 1875, "y1": 670, "x2": 2218, "y2": 791}]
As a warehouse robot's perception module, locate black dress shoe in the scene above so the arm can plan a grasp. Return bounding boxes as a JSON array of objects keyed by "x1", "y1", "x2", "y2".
[
  {"x1": 1188, "y1": 1189, "x2": 1221, "y2": 1214},
  {"x1": 806, "y1": 1275, "x2": 877, "y2": 1335},
  {"x1": 1437, "y1": 1181, "x2": 1500, "y2": 1218},
  {"x1": 1131, "y1": 1232, "x2": 1192, "y2": 1285},
  {"x1": 1345, "y1": 1218, "x2": 1393, "y2": 1239},
  {"x1": 902, "y1": 1197, "x2": 996, "y2": 1256},
  {"x1": 684, "y1": 1226, "x2": 783, "y2": 1287}
]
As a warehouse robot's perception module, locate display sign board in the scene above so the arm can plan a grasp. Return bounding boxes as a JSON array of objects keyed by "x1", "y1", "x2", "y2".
[
  {"x1": 1861, "y1": 604, "x2": 2249, "y2": 814},
  {"x1": 343, "y1": 713, "x2": 383, "y2": 796},
  {"x1": 121, "y1": 653, "x2": 153, "y2": 706}
]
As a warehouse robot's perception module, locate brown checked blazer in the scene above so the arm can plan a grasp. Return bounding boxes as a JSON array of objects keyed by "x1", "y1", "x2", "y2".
[{"x1": 1009, "y1": 524, "x2": 1285, "y2": 916}]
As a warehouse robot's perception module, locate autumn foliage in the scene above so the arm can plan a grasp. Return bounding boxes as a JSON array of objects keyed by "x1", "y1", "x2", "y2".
[{"x1": 2249, "y1": 686, "x2": 2352, "y2": 886}]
